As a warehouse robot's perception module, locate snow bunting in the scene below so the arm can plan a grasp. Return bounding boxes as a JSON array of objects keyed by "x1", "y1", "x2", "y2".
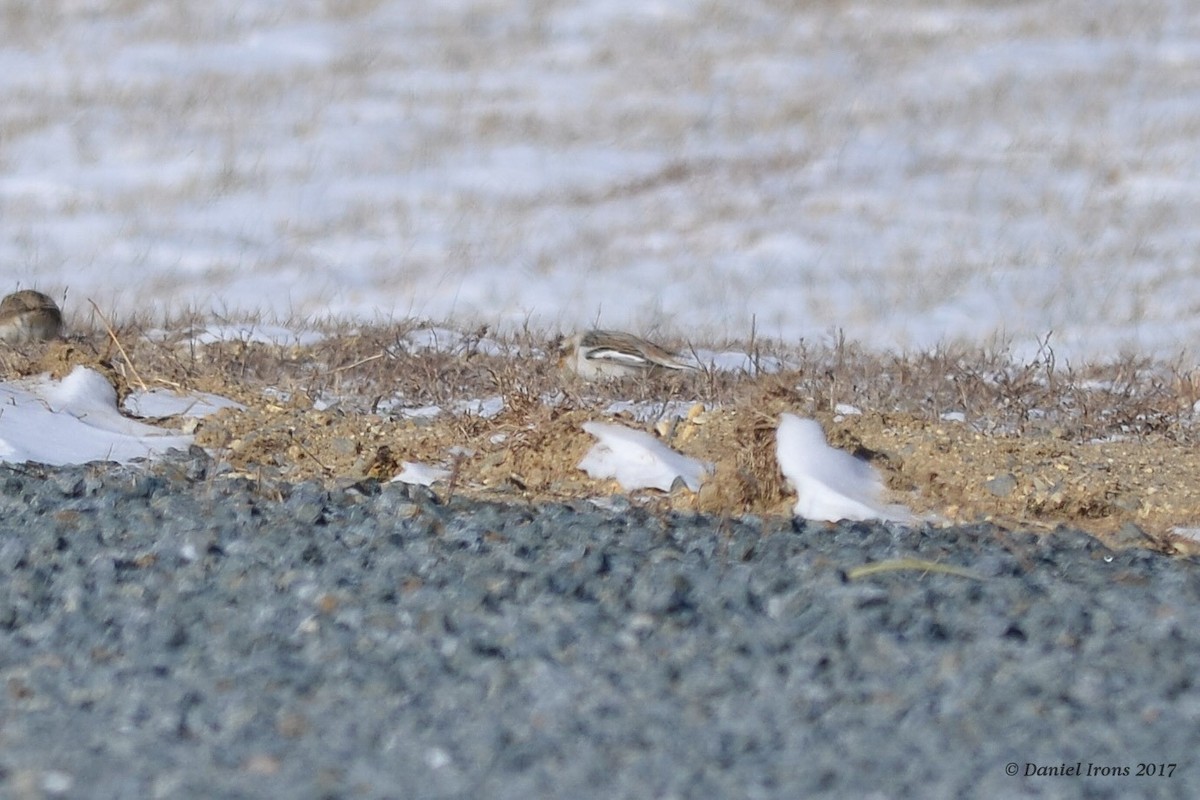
[
  {"x1": 0, "y1": 290, "x2": 63, "y2": 344},
  {"x1": 558, "y1": 329, "x2": 696, "y2": 380}
]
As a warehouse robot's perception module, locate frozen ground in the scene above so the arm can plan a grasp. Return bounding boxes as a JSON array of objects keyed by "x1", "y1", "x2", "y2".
[{"x1": 3, "y1": 0, "x2": 1200, "y2": 361}]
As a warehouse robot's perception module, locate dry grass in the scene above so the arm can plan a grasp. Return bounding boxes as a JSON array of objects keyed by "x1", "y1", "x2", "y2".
[{"x1": 5, "y1": 314, "x2": 1200, "y2": 553}]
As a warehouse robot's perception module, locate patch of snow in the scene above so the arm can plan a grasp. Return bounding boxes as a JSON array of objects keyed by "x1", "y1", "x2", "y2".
[
  {"x1": 604, "y1": 400, "x2": 702, "y2": 423},
  {"x1": 1172, "y1": 527, "x2": 1200, "y2": 544},
  {"x1": 834, "y1": 403, "x2": 862, "y2": 416},
  {"x1": 262, "y1": 388, "x2": 292, "y2": 404},
  {"x1": 775, "y1": 413, "x2": 909, "y2": 523},
  {"x1": 397, "y1": 327, "x2": 511, "y2": 357},
  {"x1": 391, "y1": 461, "x2": 451, "y2": 486},
  {"x1": 0, "y1": 367, "x2": 193, "y2": 465},
  {"x1": 1171, "y1": 527, "x2": 1200, "y2": 546},
  {"x1": 578, "y1": 421, "x2": 711, "y2": 493},
  {"x1": 398, "y1": 404, "x2": 442, "y2": 420},
  {"x1": 690, "y1": 349, "x2": 786, "y2": 375},
  {"x1": 452, "y1": 396, "x2": 504, "y2": 419},
  {"x1": 397, "y1": 327, "x2": 464, "y2": 353},
  {"x1": 193, "y1": 324, "x2": 325, "y2": 348},
  {"x1": 940, "y1": 411, "x2": 967, "y2": 423},
  {"x1": 124, "y1": 388, "x2": 244, "y2": 418},
  {"x1": 388, "y1": 396, "x2": 502, "y2": 419}
]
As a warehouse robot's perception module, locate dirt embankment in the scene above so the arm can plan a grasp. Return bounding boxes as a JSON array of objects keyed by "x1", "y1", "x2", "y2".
[{"x1": 7, "y1": 324, "x2": 1200, "y2": 554}]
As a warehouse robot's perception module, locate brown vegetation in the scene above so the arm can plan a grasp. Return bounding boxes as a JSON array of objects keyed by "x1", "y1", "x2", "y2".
[{"x1": 5, "y1": 316, "x2": 1200, "y2": 554}]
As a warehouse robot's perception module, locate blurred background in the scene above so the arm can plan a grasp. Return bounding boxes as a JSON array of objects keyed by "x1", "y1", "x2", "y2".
[{"x1": 2, "y1": 0, "x2": 1199, "y2": 361}]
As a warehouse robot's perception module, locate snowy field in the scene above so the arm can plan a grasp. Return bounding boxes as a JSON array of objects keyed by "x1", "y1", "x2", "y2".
[{"x1": 3, "y1": 0, "x2": 1200, "y2": 361}]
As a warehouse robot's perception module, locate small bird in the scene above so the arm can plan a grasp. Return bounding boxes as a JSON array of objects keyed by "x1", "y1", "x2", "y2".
[
  {"x1": 557, "y1": 329, "x2": 696, "y2": 380},
  {"x1": 0, "y1": 290, "x2": 63, "y2": 344}
]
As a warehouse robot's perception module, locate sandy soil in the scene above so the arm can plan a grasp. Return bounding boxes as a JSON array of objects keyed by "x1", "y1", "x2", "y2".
[{"x1": 8, "y1": 323, "x2": 1200, "y2": 554}]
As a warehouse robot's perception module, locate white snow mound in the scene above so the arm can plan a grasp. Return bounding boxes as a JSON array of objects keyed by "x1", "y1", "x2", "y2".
[
  {"x1": 392, "y1": 461, "x2": 451, "y2": 487},
  {"x1": 775, "y1": 413, "x2": 909, "y2": 523},
  {"x1": 0, "y1": 366, "x2": 194, "y2": 465},
  {"x1": 579, "y1": 421, "x2": 711, "y2": 493}
]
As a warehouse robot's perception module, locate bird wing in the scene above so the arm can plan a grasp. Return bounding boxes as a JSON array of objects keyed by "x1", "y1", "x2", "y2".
[
  {"x1": 586, "y1": 345, "x2": 655, "y2": 367},
  {"x1": 582, "y1": 330, "x2": 693, "y2": 370}
]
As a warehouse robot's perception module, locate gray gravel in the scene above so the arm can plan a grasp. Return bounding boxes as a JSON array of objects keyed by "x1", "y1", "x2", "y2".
[{"x1": 0, "y1": 448, "x2": 1197, "y2": 800}]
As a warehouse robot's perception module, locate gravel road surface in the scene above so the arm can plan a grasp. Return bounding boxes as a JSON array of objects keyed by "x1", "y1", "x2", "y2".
[{"x1": 0, "y1": 450, "x2": 1196, "y2": 799}]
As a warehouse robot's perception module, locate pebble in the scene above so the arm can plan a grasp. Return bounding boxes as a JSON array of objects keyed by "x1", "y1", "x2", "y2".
[{"x1": 984, "y1": 472, "x2": 1018, "y2": 497}]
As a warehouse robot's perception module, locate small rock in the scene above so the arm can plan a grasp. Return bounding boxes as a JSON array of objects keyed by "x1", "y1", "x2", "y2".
[
  {"x1": 42, "y1": 770, "x2": 74, "y2": 796},
  {"x1": 984, "y1": 473, "x2": 1017, "y2": 498},
  {"x1": 1112, "y1": 522, "x2": 1154, "y2": 548}
]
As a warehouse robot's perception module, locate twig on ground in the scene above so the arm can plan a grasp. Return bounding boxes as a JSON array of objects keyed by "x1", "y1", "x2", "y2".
[
  {"x1": 88, "y1": 299, "x2": 148, "y2": 391},
  {"x1": 846, "y1": 558, "x2": 985, "y2": 581}
]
